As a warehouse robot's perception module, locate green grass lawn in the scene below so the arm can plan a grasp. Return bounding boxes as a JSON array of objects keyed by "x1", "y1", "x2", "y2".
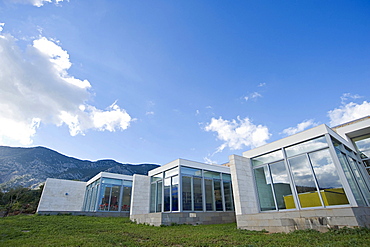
[{"x1": 0, "y1": 215, "x2": 369, "y2": 246}]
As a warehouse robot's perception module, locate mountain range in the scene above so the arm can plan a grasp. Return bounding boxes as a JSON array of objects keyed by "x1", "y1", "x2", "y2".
[{"x1": 0, "y1": 146, "x2": 160, "y2": 189}]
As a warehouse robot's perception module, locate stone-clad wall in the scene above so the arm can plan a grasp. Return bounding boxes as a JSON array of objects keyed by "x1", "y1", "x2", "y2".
[
  {"x1": 229, "y1": 155, "x2": 258, "y2": 216},
  {"x1": 236, "y1": 207, "x2": 370, "y2": 233},
  {"x1": 130, "y1": 174, "x2": 150, "y2": 216},
  {"x1": 131, "y1": 212, "x2": 236, "y2": 226},
  {"x1": 37, "y1": 178, "x2": 86, "y2": 212}
]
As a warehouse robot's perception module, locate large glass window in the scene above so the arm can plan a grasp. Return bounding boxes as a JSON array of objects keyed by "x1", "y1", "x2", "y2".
[
  {"x1": 164, "y1": 178, "x2": 171, "y2": 212},
  {"x1": 309, "y1": 149, "x2": 349, "y2": 206},
  {"x1": 121, "y1": 181, "x2": 132, "y2": 211},
  {"x1": 214, "y1": 180, "x2": 223, "y2": 211},
  {"x1": 205, "y1": 179, "x2": 214, "y2": 211},
  {"x1": 150, "y1": 166, "x2": 233, "y2": 213},
  {"x1": 172, "y1": 176, "x2": 179, "y2": 211},
  {"x1": 270, "y1": 161, "x2": 295, "y2": 210},
  {"x1": 193, "y1": 177, "x2": 203, "y2": 211},
  {"x1": 156, "y1": 181, "x2": 163, "y2": 212},
  {"x1": 286, "y1": 136, "x2": 327, "y2": 158},
  {"x1": 83, "y1": 178, "x2": 132, "y2": 212},
  {"x1": 336, "y1": 149, "x2": 367, "y2": 206},
  {"x1": 222, "y1": 174, "x2": 233, "y2": 211},
  {"x1": 353, "y1": 134, "x2": 370, "y2": 159},
  {"x1": 352, "y1": 134, "x2": 370, "y2": 175},
  {"x1": 252, "y1": 150, "x2": 283, "y2": 167},
  {"x1": 150, "y1": 183, "x2": 156, "y2": 213},
  {"x1": 289, "y1": 154, "x2": 322, "y2": 208},
  {"x1": 223, "y1": 180, "x2": 233, "y2": 211},
  {"x1": 254, "y1": 167, "x2": 275, "y2": 211},
  {"x1": 182, "y1": 176, "x2": 192, "y2": 211}
]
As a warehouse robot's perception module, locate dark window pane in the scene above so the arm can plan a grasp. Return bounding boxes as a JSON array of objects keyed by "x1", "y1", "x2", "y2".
[
  {"x1": 254, "y1": 167, "x2": 275, "y2": 211},
  {"x1": 182, "y1": 176, "x2": 192, "y2": 211},
  {"x1": 193, "y1": 177, "x2": 203, "y2": 211}
]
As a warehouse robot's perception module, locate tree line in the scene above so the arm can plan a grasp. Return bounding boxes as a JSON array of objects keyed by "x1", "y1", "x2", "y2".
[{"x1": 0, "y1": 185, "x2": 43, "y2": 217}]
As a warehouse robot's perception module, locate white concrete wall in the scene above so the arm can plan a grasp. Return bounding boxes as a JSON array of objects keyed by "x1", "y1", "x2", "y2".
[
  {"x1": 130, "y1": 174, "x2": 150, "y2": 216},
  {"x1": 229, "y1": 155, "x2": 258, "y2": 216},
  {"x1": 37, "y1": 178, "x2": 86, "y2": 212}
]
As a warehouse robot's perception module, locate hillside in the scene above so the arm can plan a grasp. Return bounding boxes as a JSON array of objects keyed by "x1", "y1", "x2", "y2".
[{"x1": 0, "y1": 146, "x2": 159, "y2": 189}]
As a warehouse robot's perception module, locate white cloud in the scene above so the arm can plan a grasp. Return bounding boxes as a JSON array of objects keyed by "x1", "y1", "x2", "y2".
[
  {"x1": 258, "y1": 83, "x2": 266, "y2": 87},
  {"x1": 9, "y1": 0, "x2": 65, "y2": 7},
  {"x1": 0, "y1": 23, "x2": 4, "y2": 33},
  {"x1": 146, "y1": 111, "x2": 155, "y2": 115},
  {"x1": 203, "y1": 156, "x2": 218, "y2": 165},
  {"x1": 328, "y1": 101, "x2": 370, "y2": 126},
  {"x1": 282, "y1": 119, "x2": 318, "y2": 136},
  {"x1": 244, "y1": 92, "x2": 262, "y2": 102},
  {"x1": 204, "y1": 116, "x2": 271, "y2": 152},
  {"x1": 0, "y1": 33, "x2": 132, "y2": 145},
  {"x1": 340, "y1": 93, "x2": 362, "y2": 104}
]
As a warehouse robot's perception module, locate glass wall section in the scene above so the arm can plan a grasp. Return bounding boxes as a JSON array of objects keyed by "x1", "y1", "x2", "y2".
[
  {"x1": 83, "y1": 179, "x2": 100, "y2": 211},
  {"x1": 181, "y1": 167, "x2": 204, "y2": 211},
  {"x1": 353, "y1": 134, "x2": 370, "y2": 175},
  {"x1": 150, "y1": 183, "x2": 156, "y2": 213},
  {"x1": 254, "y1": 167, "x2": 275, "y2": 211},
  {"x1": 346, "y1": 158, "x2": 370, "y2": 203},
  {"x1": 163, "y1": 167, "x2": 179, "y2": 212},
  {"x1": 121, "y1": 181, "x2": 132, "y2": 211},
  {"x1": 285, "y1": 136, "x2": 327, "y2": 157},
  {"x1": 270, "y1": 161, "x2": 295, "y2": 210},
  {"x1": 204, "y1": 178, "x2": 214, "y2": 211},
  {"x1": 254, "y1": 161, "x2": 294, "y2": 211},
  {"x1": 308, "y1": 149, "x2": 349, "y2": 206},
  {"x1": 252, "y1": 135, "x2": 354, "y2": 211},
  {"x1": 172, "y1": 176, "x2": 179, "y2": 211},
  {"x1": 193, "y1": 177, "x2": 203, "y2": 211},
  {"x1": 289, "y1": 154, "x2": 322, "y2": 208},
  {"x1": 252, "y1": 150, "x2": 283, "y2": 167},
  {"x1": 99, "y1": 178, "x2": 122, "y2": 211},
  {"x1": 83, "y1": 177, "x2": 132, "y2": 212},
  {"x1": 156, "y1": 181, "x2": 163, "y2": 212},
  {"x1": 164, "y1": 178, "x2": 171, "y2": 211},
  {"x1": 150, "y1": 165, "x2": 233, "y2": 213},
  {"x1": 335, "y1": 148, "x2": 367, "y2": 206},
  {"x1": 182, "y1": 176, "x2": 192, "y2": 211},
  {"x1": 222, "y1": 174, "x2": 233, "y2": 211},
  {"x1": 214, "y1": 180, "x2": 223, "y2": 211},
  {"x1": 150, "y1": 173, "x2": 163, "y2": 213}
]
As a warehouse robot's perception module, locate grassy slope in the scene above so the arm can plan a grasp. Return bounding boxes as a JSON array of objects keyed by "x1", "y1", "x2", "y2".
[{"x1": 0, "y1": 215, "x2": 369, "y2": 246}]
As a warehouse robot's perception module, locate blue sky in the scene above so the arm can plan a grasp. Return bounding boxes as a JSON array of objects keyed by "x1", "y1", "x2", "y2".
[{"x1": 0, "y1": 0, "x2": 370, "y2": 165}]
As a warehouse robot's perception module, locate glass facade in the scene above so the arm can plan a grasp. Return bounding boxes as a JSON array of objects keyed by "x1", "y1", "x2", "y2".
[
  {"x1": 251, "y1": 135, "x2": 362, "y2": 212},
  {"x1": 82, "y1": 176, "x2": 132, "y2": 212},
  {"x1": 150, "y1": 165, "x2": 234, "y2": 213},
  {"x1": 352, "y1": 134, "x2": 370, "y2": 175}
]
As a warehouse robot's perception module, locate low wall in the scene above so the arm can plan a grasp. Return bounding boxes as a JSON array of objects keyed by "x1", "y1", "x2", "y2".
[
  {"x1": 37, "y1": 211, "x2": 130, "y2": 217},
  {"x1": 236, "y1": 207, "x2": 370, "y2": 233},
  {"x1": 131, "y1": 211, "x2": 236, "y2": 226}
]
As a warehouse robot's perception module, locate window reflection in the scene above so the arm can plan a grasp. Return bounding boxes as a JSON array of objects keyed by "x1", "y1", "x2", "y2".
[
  {"x1": 270, "y1": 161, "x2": 295, "y2": 210},
  {"x1": 252, "y1": 150, "x2": 283, "y2": 166},
  {"x1": 289, "y1": 155, "x2": 322, "y2": 208},
  {"x1": 309, "y1": 149, "x2": 349, "y2": 206},
  {"x1": 335, "y1": 149, "x2": 366, "y2": 206},
  {"x1": 286, "y1": 136, "x2": 327, "y2": 158},
  {"x1": 254, "y1": 167, "x2": 275, "y2": 211}
]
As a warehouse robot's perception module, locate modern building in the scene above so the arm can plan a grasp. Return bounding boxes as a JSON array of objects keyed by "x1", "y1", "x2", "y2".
[
  {"x1": 229, "y1": 118, "x2": 370, "y2": 232},
  {"x1": 37, "y1": 116, "x2": 370, "y2": 232},
  {"x1": 37, "y1": 172, "x2": 133, "y2": 216},
  {"x1": 130, "y1": 159, "x2": 235, "y2": 226}
]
